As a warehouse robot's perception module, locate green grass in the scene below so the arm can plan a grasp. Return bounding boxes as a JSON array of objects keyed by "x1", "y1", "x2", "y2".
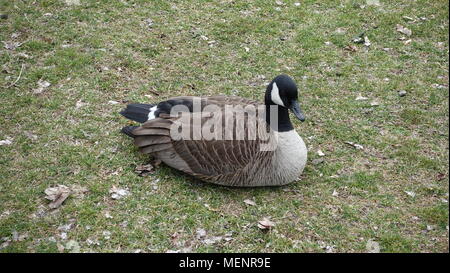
[{"x1": 0, "y1": 0, "x2": 448, "y2": 253}]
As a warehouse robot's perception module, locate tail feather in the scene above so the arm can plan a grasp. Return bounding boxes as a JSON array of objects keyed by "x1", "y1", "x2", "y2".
[
  {"x1": 121, "y1": 126, "x2": 139, "y2": 138},
  {"x1": 120, "y1": 103, "x2": 154, "y2": 123}
]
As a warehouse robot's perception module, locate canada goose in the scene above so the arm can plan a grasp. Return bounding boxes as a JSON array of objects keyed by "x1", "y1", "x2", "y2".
[{"x1": 120, "y1": 74, "x2": 307, "y2": 187}]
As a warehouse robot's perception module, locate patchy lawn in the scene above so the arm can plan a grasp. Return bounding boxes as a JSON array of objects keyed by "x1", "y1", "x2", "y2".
[{"x1": 0, "y1": 0, "x2": 448, "y2": 253}]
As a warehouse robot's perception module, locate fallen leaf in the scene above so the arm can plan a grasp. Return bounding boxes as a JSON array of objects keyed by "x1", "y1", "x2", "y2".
[
  {"x1": 65, "y1": 240, "x2": 80, "y2": 253},
  {"x1": 396, "y1": 24, "x2": 412, "y2": 36},
  {"x1": 2, "y1": 41, "x2": 22, "y2": 50},
  {"x1": 243, "y1": 199, "x2": 256, "y2": 206},
  {"x1": 12, "y1": 231, "x2": 28, "y2": 242},
  {"x1": 109, "y1": 186, "x2": 130, "y2": 200},
  {"x1": 431, "y1": 83, "x2": 447, "y2": 89},
  {"x1": 196, "y1": 228, "x2": 206, "y2": 239},
  {"x1": 223, "y1": 232, "x2": 233, "y2": 242},
  {"x1": 352, "y1": 33, "x2": 365, "y2": 44},
  {"x1": 364, "y1": 36, "x2": 371, "y2": 47},
  {"x1": 344, "y1": 141, "x2": 364, "y2": 150},
  {"x1": 332, "y1": 190, "x2": 339, "y2": 197},
  {"x1": 75, "y1": 100, "x2": 88, "y2": 109},
  {"x1": 135, "y1": 164, "x2": 154, "y2": 176},
  {"x1": 58, "y1": 219, "x2": 76, "y2": 232},
  {"x1": 403, "y1": 39, "x2": 412, "y2": 45},
  {"x1": 102, "y1": 231, "x2": 111, "y2": 240},
  {"x1": 258, "y1": 217, "x2": 276, "y2": 230},
  {"x1": 44, "y1": 185, "x2": 71, "y2": 209},
  {"x1": 436, "y1": 173, "x2": 446, "y2": 181},
  {"x1": 38, "y1": 79, "x2": 50, "y2": 88},
  {"x1": 33, "y1": 79, "x2": 51, "y2": 94},
  {"x1": 144, "y1": 18, "x2": 153, "y2": 28},
  {"x1": 203, "y1": 236, "x2": 223, "y2": 245},
  {"x1": 355, "y1": 94, "x2": 369, "y2": 101},
  {"x1": 402, "y1": 16, "x2": 415, "y2": 22},
  {"x1": 170, "y1": 231, "x2": 181, "y2": 244},
  {"x1": 370, "y1": 100, "x2": 380, "y2": 106},
  {"x1": 366, "y1": 0, "x2": 380, "y2": 6},
  {"x1": 64, "y1": 0, "x2": 81, "y2": 6},
  {"x1": 366, "y1": 239, "x2": 380, "y2": 253},
  {"x1": 405, "y1": 191, "x2": 416, "y2": 198},
  {"x1": 405, "y1": 191, "x2": 416, "y2": 197},
  {"x1": 16, "y1": 52, "x2": 31, "y2": 59},
  {"x1": 60, "y1": 232, "x2": 68, "y2": 240},
  {"x1": 0, "y1": 137, "x2": 13, "y2": 146},
  {"x1": 104, "y1": 211, "x2": 113, "y2": 219},
  {"x1": 344, "y1": 45, "x2": 358, "y2": 52}
]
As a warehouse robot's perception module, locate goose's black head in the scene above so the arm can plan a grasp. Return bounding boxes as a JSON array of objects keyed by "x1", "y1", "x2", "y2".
[{"x1": 265, "y1": 74, "x2": 305, "y2": 122}]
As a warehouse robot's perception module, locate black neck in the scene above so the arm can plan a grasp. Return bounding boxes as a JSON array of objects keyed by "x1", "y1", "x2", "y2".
[{"x1": 265, "y1": 102, "x2": 294, "y2": 132}]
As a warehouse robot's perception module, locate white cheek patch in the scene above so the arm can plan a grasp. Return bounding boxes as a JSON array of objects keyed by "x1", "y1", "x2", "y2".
[
  {"x1": 147, "y1": 106, "x2": 158, "y2": 120},
  {"x1": 270, "y1": 82, "x2": 284, "y2": 107}
]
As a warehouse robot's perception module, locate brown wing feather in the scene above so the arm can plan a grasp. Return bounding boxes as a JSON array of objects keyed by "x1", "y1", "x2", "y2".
[{"x1": 130, "y1": 96, "x2": 275, "y2": 186}]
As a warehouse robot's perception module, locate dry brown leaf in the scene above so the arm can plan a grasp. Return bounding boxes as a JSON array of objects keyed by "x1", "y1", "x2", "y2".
[
  {"x1": 344, "y1": 45, "x2": 358, "y2": 52},
  {"x1": 436, "y1": 173, "x2": 446, "y2": 181},
  {"x1": 396, "y1": 24, "x2": 412, "y2": 36},
  {"x1": 109, "y1": 186, "x2": 130, "y2": 200},
  {"x1": 44, "y1": 185, "x2": 71, "y2": 209},
  {"x1": 135, "y1": 164, "x2": 154, "y2": 176},
  {"x1": 258, "y1": 217, "x2": 276, "y2": 230}
]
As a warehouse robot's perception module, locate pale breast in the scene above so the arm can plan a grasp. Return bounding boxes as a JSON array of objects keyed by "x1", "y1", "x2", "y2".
[{"x1": 270, "y1": 130, "x2": 308, "y2": 185}]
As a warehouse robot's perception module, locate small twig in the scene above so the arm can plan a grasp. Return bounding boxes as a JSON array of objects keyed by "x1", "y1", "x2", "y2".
[
  {"x1": 149, "y1": 89, "x2": 160, "y2": 96},
  {"x1": 7, "y1": 63, "x2": 24, "y2": 88}
]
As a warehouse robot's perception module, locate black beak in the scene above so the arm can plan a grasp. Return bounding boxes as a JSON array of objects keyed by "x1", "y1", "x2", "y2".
[{"x1": 289, "y1": 100, "x2": 305, "y2": 122}]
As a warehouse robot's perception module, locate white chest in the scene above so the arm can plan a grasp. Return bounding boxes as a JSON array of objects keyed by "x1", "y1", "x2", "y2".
[{"x1": 271, "y1": 130, "x2": 308, "y2": 185}]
